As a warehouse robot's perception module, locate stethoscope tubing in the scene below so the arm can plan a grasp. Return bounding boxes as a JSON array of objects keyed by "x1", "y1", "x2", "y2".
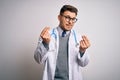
[{"x1": 51, "y1": 28, "x2": 79, "y2": 47}]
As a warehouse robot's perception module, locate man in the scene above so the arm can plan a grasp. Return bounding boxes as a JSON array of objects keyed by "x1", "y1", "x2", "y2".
[{"x1": 34, "y1": 5, "x2": 91, "y2": 80}]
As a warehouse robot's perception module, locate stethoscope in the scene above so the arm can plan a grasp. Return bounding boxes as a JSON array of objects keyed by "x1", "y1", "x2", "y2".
[{"x1": 50, "y1": 28, "x2": 79, "y2": 47}]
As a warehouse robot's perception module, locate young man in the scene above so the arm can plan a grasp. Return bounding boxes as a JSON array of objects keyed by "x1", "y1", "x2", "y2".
[{"x1": 34, "y1": 5, "x2": 91, "y2": 80}]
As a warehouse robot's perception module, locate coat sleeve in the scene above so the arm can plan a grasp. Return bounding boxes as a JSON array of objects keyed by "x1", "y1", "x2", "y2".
[
  {"x1": 77, "y1": 51, "x2": 90, "y2": 67},
  {"x1": 74, "y1": 31, "x2": 90, "y2": 67},
  {"x1": 34, "y1": 37, "x2": 49, "y2": 64}
]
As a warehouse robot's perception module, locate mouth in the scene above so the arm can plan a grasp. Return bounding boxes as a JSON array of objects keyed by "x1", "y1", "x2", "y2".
[{"x1": 66, "y1": 24, "x2": 72, "y2": 27}]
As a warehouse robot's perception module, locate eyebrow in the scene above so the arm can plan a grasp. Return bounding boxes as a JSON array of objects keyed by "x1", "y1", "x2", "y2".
[{"x1": 64, "y1": 15, "x2": 76, "y2": 18}]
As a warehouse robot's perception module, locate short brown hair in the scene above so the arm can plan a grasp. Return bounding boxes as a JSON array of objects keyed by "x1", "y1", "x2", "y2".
[{"x1": 60, "y1": 5, "x2": 78, "y2": 15}]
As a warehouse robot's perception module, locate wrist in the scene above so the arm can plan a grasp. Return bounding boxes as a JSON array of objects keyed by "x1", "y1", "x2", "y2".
[{"x1": 42, "y1": 41, "x2": 49, "y2": 50}]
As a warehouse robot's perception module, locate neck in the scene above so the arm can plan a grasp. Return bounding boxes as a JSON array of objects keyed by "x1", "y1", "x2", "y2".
[{"x1": 58, "y1": 25, "x2": 67, "y2": 31}]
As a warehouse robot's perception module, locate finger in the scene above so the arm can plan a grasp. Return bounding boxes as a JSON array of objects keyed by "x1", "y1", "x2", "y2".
[
  {"x1": 82, "y1": 35, "x2": 90, "y2": 47},
  {"x1": 42, "y1": 27, "x2": 50, "y2": 35},
  {"x1": 80, "y1": 40, "x2": 83, "y2": 48},
  {"x1": 82, "y1": 35, "x2": 89, "y2": 42},
  {"x1": 42, "y1": 33, "x2": 51, "y2": 43},
  {"x1": 40, "y1": 27, "x2": 50, "y2": 37},
  {"x1": 80, "y1": 40, "x2": 86, "y2": 48},
  {"x1": 43, "y1": 32, "x2": 51, "y2": 38},
  {"x1": 82, "y1": 36, "x2": 88, "y2": 47},
  {"x1": 40, "y1": 27, "x2": 48, "y2": 37}
]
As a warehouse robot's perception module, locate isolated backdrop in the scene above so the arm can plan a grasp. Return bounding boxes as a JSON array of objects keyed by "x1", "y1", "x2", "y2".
[{"x1": 0, "y1": 0, "x2": 120, "y2": 80}]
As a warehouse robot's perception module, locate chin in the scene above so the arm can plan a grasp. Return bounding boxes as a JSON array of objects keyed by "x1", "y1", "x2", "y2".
[
  {"x1": 65, "y1": 28, "x2": 72, "y2": 31},
  {"x1": 66, "y1": 26, "x2": 72, "y2": 31}
]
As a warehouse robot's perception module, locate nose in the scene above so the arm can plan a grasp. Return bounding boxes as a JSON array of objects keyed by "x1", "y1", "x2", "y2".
[{"x1": 69, "y1": 19, "x2": 74, "y2": 24}]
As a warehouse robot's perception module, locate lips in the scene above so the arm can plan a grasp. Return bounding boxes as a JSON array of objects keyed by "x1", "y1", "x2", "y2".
[{"x1": 66, "y1": 23, "x2": 72, "y2": 26}]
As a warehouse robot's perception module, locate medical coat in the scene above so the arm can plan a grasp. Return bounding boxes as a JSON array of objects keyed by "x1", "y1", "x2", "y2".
[{"x1": 34, "y1": 27, "x2": 90, "y2": 80}]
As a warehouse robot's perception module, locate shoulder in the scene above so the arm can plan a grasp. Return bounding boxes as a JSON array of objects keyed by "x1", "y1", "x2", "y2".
[{"x1": 49, "y1": 27, "x2": 58, "y2": 35}]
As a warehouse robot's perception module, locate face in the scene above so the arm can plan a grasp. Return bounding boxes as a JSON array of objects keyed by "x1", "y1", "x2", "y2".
[{"x1": 58, "y1": 11, "x2": 77, "y2": 31}]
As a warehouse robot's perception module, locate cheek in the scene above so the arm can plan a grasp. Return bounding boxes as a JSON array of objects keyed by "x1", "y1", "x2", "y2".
[{"x1": 61, "y1": 20, "x2": 66, "y2": 26}]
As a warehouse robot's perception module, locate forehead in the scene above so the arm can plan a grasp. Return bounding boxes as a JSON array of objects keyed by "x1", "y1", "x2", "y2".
[{"x1": 63, "y1": 11, "x2": 76, "y2": 17}]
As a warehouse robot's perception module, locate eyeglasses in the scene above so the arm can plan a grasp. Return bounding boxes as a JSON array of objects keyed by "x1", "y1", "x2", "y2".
[{"x1": 61, "y1": 15, "x2": 78, "y2": 23}]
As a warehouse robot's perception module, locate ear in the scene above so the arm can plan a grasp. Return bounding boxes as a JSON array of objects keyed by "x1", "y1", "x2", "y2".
[{"x1": 58, "y1": 15, "x2": 61, "y2": 21}]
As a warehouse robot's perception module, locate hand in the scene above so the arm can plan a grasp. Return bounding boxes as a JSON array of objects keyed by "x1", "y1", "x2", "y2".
[
  {"x1": 79, "y1": 35, "x2": 91, "y2": 53},
  {"x1": 40, "y1": 27, "x2": 51, "y2": 44}
]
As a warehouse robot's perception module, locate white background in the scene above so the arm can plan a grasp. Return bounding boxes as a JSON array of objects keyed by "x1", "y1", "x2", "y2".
[{"x1": 0, "y1": 0, "x2": 120, "y2": 80}]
